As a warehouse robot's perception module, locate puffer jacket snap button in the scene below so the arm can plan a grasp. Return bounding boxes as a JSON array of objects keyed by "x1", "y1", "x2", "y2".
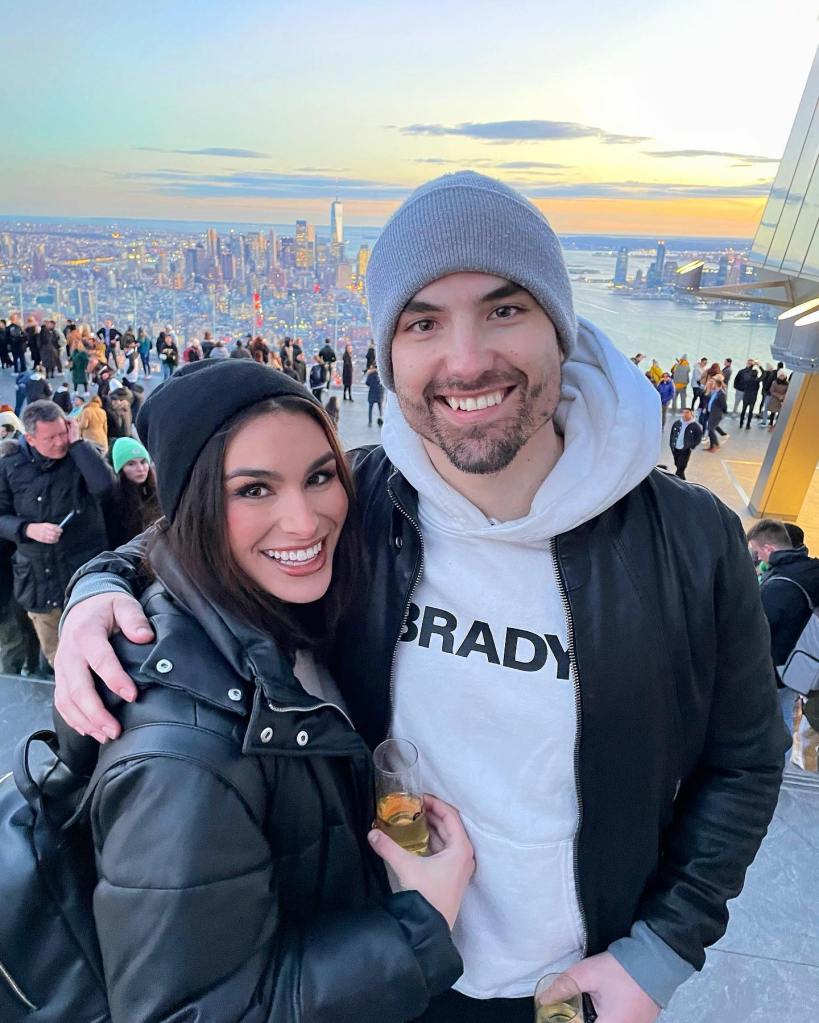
[
  {"x1": 296, "y1": 730, "x2": 309, "y2": 747},
  {"x1": 228, "y1": 688, "x2": 243, "y2": 701},
  {"x1": 156, "y1": 659, "x2": 173, "y2": 674}
]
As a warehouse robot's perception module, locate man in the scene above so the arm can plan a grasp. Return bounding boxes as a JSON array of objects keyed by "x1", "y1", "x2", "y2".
[
  {"x1": 96, "y1": 318, "x2": 122, "y2": 366},
  {"x1": 731, "y1": 358, "x2": 754, "y2": 416},
  {"x1": 0, "y1": 400, "x2": 113, "y2": 667},
  {"x1": 54, "y1": 173, "x2": 785, "y2": 1023},
  {"x1": 669, "y1": 353, "x2": 690, "y2": 413},
  {"x1": 721, "y1": 357, "x2": 733, "y2": 388},
  {"x1": 0, "y1": 318, "x2": 9, "y2": 369},
  {"x1": 669, "y1": 408, "x2": 702, "y2": 479},
  {"x1": 705, "y1": 375, "x2": 728, "y2": 451},
  {"x1": 7, "y1": 312, "x2": 27, "y2": 372},
  {"x1": 747, "y1": 519, "x2": 819, "y2": 738},
  {"x1": 309, "y1": 353, "x2": 325, "y2": 401},
  {"x1": 319, "y1": 336, "x2": 337, "y2": 387},
  {"x1": 201, "y1": 329, "x2": 215, "y2": 358},
  {"x1": 737, "y1": 362, "x2": 761, "y2": 429}
]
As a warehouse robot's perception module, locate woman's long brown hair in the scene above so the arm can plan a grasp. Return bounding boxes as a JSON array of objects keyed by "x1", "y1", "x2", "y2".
[{"x1": 155, "y1": 394, "x2": 361, "y2": 654}]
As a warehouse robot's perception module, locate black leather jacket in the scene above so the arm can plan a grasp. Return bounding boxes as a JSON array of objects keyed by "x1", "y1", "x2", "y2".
[
  {"x1": 59, "y1": 537, "x2": 460, "y2": 1023},
  {"x1": 68, "y1": 447, "x2": 787, "y2": 978}
]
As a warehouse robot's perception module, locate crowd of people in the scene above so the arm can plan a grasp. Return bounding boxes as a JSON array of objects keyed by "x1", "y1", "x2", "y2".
[{"x1": 0, "y1": 171, "x2": 814, "y2": 1023}]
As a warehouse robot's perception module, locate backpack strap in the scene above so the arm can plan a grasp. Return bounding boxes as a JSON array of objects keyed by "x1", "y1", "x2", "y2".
[
  {"x1": 763, "y1": 574, "x2": 814, "y2": 611},
  {"x1": 67, "y1": 722, "x2": 266, "y2": 829}
]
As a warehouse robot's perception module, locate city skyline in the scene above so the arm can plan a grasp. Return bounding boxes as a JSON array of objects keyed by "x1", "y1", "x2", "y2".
[{"x1": 2, "y1": 2, "x2": 817, "y2": 236}]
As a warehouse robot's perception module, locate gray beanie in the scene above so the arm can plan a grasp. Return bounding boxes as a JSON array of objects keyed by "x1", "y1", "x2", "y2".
[{"x1": 366, "y1": 171, "x2": 576, "y2": 391}]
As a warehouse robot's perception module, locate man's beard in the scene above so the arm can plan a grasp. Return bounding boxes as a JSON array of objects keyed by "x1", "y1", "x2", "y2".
[{"x1": 396, "y1": 369, "x2": 559, "y2": 476}]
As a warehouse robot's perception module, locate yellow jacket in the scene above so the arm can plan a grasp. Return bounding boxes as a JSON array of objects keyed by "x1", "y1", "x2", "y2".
[{"x1": 79, "y1": 397, "x2": 108, "y2": 448}]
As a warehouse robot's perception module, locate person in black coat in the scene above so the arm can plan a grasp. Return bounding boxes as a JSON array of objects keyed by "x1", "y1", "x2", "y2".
[
  {"x1": 668, "y1": 409, "x2": 703, "y2": 479},
  {"x1": 748, "y1": 518, "x2": 819, "y2": 736},
  {"x1": 0, "y1": 319, "x2": 10, "y2": 369},
  {"x1": 342, "y1": 343, "x2": 354, "y2": 400},
  {"x1": 0, "y1": 400, "x2": 113, "y2": 665},
  {"x1": 738, "y1": 366, "x2": 761, "y2": 429},
  {"x1": 7, "y1": 314, "x2": 27, "y2": 372},
  {"x1": 319, "y1": 338, "x2": 337, "y2": 387},
  {"x1": 25, "y1": 317, "x2": 41, "y2": 367},
  {"x1": 705, "y1": 377, "x2": 728, "y2": 451},
  {"x1": 52, "y1": 362, "x2": 471, "y2": 1023}
]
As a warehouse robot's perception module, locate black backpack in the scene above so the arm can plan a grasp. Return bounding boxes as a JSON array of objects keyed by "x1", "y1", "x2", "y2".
[{"x1": 0, "y1": 722, "x2": 264, "y2": 1021}]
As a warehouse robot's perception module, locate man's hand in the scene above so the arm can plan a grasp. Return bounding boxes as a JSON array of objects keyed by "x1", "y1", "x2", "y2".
[
  {"x1": 566, "y1": 952, "x2": 660, "y2": 1023},
  {"x1": 66, "y1": 417, "x2": 80, "y2": 444},
  {"x1": 25, "y1": 522, "x2": 62, "y2": 544},
  {"x1": 54, "y1": 593, "x2": 154, "y2": 743}
]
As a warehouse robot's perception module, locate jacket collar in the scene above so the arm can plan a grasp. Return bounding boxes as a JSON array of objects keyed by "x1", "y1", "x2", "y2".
[
  {"x1": 768, "y1": 547, "x2": 810, "y2": 568},
  {"x1": 148, "y1": 533, "x2": 305, "y2": 707}
]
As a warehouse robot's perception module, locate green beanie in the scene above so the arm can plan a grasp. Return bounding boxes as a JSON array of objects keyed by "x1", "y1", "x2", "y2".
[{"x1": 112, "y1": 437, "x2": 151, "y2": 475}]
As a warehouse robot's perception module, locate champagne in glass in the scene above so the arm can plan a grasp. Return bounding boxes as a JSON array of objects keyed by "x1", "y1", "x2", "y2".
[
  {"x1": 373, "y1": 738, "x2": 429, "y2": 855},
  {"x1": 534, "y1": 973, "x2": 582, "y2": 1023}
]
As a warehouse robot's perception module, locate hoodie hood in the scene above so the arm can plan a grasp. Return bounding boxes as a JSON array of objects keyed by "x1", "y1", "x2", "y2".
[{"x1": 381, "y1": 316, "x2": 661, "y2": 544}]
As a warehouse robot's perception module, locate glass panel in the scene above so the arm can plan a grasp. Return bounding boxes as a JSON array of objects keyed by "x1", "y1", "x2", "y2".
[
  {"x1": 751, "y1": 51, "x2": 819, "y2": 267},
  {"x1": 765, "y1": 96, "x2": 819, "y2": 268},
  {"x1": 782, "y1": 156, "x2": 819, "y2": 273}
]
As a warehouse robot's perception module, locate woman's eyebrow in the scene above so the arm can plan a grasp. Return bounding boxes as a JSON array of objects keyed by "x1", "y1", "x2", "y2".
[{"x1": 225, "y1": 451, "x2": 335, "y2": 482}]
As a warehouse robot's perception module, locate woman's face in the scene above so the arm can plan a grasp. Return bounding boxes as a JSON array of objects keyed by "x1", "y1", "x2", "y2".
[
  {"x1": 224, "y1": 411, "x2": 348, "y2": 604},
  {"x1": 122, "y1": 458, "x2": 150, "y2": 484}
]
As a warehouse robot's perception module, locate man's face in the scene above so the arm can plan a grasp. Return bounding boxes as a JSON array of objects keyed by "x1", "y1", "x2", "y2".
[
  {"x1": 27, "y1": 418, "x2": 69, "y2": 460},
  {"x1": 746, "y1": 359, "x2": 754, "y2": 368},
  {"x1": 391, "y1": 272, "x2": 563, "y2": 475},
  {"x1": 682, "y1": 409, "x2": 693, "y2": 422}
]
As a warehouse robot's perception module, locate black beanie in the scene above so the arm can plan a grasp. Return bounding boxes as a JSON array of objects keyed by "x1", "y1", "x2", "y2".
[{"x1": 136, "y1": 360, "x2": 318, "y2": 521}]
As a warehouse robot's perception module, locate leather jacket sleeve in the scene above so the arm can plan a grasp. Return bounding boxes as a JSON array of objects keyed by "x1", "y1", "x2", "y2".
[
  {"x1": 633, "y1": 503, "x2": 788, "y2": 968},
  {"x1": 92, "y1": 756, "x2": 461, "y2": 1023}
]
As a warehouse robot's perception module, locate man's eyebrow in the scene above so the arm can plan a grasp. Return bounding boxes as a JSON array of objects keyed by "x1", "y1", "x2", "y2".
[
  {"x1": 401, "y1": 298, "x2": 441, "y2": 315},
  {"x1": 225, "y1": 451, "x2": 335, "y2": 482},
  {"x1": 479, "y1": 281, "x2": 526, "y2": 303}
]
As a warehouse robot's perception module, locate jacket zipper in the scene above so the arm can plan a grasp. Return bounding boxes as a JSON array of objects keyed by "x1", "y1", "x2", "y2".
[
  {"x1": 264, "y1": 696, "x2": 356, "y2": 732},
  {"x1": 386, "y1": 477, "x2": 426, "y2": 720},
  {"x1": 550, "y1": 537, "x2": 589, "y2": 957},
  {"x1": 0, "y1": 958, "x2": 37, "y2": 1011}
]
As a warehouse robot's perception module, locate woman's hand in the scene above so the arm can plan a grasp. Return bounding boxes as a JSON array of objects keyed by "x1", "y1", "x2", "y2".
[{"x1": 368, "y1": 794, "x2": 475, "y2": 930}]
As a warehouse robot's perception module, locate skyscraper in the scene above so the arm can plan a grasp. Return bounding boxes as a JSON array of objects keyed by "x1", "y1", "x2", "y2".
[
  {"x1": 295, "y1": 220, "x2": 315, "y2": 269},
  {"x1": 32, "y1": 243, "x2": 47, "y2": 280},
  {"x1": 267, "y1": 228, "x2": 278, "y2": 269},
  {"x1": 613, "y1": 246, "x2": 629, "y2": 286},
  {"x1": 206, "y1": 228, "x2": 219, "y2": 260},
  {"x1": 330, "y1": 200, "x2": 343, "y2": 248},
  {"x1": 655, "y1": 240, "x2": 666, "y2": 278}
]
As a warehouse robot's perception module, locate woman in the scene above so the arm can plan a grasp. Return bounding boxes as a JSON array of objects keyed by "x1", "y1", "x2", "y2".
[
  {"x1": 158, "y1": 332, "x2": 179, "y2": 379},
  {"x1": 182, "y1": 338, "x2": 203, "y2": 364},
  {"x1": 137, "y1": 327, "x2": 152, "y2": 376},
  {"x1": 342, "y1": 343, "x2": 354, "y2": 401},
  {"x1": 58, "y1": 361, "x2": 471, "y2": 1023},
  {"x1": 657, "y1": 372, "x2": 674, "y2": 428},
  {"x1": 767, "y1": 370, "x2": 789, "y2": 430},
  {"x1": 105, "y1": 437, "x2": 161, "y2": 548},
  {"x1": 78, "y1": 394, "x2": 108, "y2": 451},
  {"x1": 69, "y1": 343, "x2": 90, "y2": 394},
  {"x1": 366, "y1": 363, "x2": 384, "y2": 427}
]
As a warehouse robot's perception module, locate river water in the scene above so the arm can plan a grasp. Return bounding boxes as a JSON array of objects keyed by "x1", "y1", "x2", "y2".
[{"x1": 567, "y1": 253, "x2": 777, "y2": 371}]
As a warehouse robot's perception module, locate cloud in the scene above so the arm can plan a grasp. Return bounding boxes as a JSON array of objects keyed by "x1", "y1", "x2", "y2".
[
  {"x1": 398, "y1": 120, "x2": 650, "y2": 145},
  {"x1": 133, "y1": 146, "x2": 270, "y2": 159},
  {"x1": 644, "y1": 149, "x2": 779, "y2": 164},
  {"x1": 293, "y1": 166, "x2": 351, "y2": 173},
  {"x1": 120, "y1": 168, "x2": 411, "y2": 201},
  {"x1": 521, "y1": 179, "x2": 774, "y2": 199},
  {"x1": 412, "y1": 157, "x2": 568, "y2": 170}
]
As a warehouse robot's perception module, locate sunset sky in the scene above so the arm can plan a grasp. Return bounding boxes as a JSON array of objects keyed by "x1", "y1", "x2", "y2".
[{"x1": 3, "y1": 0, "x2": 817, "y2": 236}]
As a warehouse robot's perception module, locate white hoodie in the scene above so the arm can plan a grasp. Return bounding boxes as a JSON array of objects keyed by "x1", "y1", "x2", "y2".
[{"x1": 381, "y1": 317, "x2": 661, "y2": 998}]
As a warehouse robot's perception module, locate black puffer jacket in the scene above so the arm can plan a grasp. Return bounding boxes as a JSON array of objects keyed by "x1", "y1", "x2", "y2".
[
  {"x1": 58, "y1": 537, "x2": 461, "y2": 1023},
  {"x1": 760, "y1": 547, "x2": 819, "y2": 667},
  {"x1": 0, "y1": 438, "x2": 113, "y2": 610},
  {"x1": 68, "y1": 451, "x2": 786, "y2": 977}
]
